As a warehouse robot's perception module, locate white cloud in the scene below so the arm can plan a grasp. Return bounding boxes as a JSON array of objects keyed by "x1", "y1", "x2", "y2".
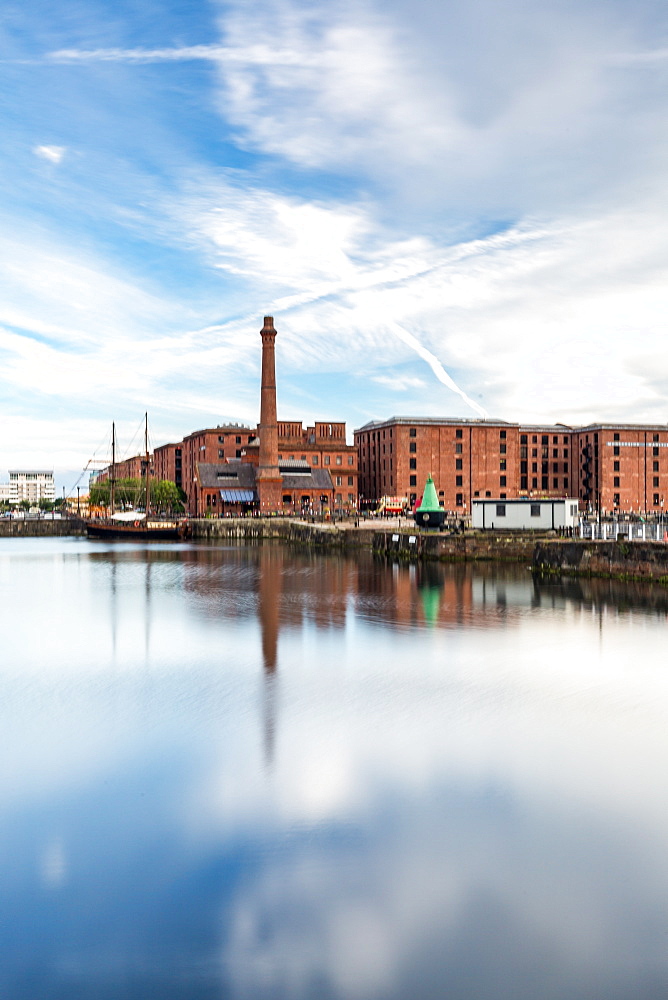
[
  {"x1": 209, "y1": 0, "x2": 668, "y2": 216},
  {"x1": 172, "y1": 175, "x2": 668, "y2": 424},
  {"x1": 372, "y1": 375, "x2": 426, "y2": 391},
  {"x1": 33, "y1": 145, "x2": 66, "y2": 164}
]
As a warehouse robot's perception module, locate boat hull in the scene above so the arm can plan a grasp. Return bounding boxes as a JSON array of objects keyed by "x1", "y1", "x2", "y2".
[{"x1": 86, "y1": 521, "x2": 188, "y2": 540}]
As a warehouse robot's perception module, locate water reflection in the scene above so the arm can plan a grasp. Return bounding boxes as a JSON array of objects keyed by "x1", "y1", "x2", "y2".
[{"x1": 1, "y1": 538, "x2": 668, "y2": 999}]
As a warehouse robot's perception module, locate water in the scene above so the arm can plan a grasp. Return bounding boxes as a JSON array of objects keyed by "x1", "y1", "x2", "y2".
[{"x1": 2, "y1": 537, "x2": 668, "y2": 1000}]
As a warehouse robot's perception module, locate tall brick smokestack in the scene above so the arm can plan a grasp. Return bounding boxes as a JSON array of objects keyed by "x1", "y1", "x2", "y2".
[{"x1": 258, "y1": 316, "x2": 279, "y2": 474}]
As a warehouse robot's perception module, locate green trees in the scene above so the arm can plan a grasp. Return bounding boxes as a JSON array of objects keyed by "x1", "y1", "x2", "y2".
[
  {"x1": 150, "y1": 479, "x2": 186, "y2": 513},
  {"x1": 89, "y1": 478, "x2": 185, "y2": 514}
]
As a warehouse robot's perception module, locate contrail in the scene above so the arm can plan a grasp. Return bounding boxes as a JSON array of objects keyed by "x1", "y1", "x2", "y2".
[{"x1": 390, "y1": 322, "x2": 488, "y2": 419}]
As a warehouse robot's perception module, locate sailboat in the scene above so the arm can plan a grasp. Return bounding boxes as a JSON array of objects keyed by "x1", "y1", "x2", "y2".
[{"x1": 86, "y1": 416, "x2": 189, "y2": 540}]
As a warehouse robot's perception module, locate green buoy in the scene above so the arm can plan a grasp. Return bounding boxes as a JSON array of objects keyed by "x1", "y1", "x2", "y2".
[{"x1": 415, "y1": 475, "x2": 445, "y2": 528}]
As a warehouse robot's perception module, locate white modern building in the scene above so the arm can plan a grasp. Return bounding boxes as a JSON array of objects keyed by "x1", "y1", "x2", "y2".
[
  {"x1": 9, "y1": 470, "x2": 56, "y2": 505},
  {"x1": 472, "y1": 497, "x2": 580, "y2": 531}
]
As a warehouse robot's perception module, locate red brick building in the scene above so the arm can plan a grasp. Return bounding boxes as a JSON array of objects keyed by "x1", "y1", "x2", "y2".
[
  {"x1": 242, "y1": 420, "x2": 357, "y2": 510},
  {"x1": 96, "y1": 453, "x2": 150, "y2": 483},
  {"x1": 177, "y1": 425, "x2": 257, "y2": 515},
  {"x1": 153, "y1": 442, "x2": 183, "y2": 493},
  {"x1": 355, "y1": 417, "x2": 668, "y2": 515},
  {"x1": 147, "y1": 317, "x2": 356, "y2": 516},
  {"x1": 574, "y1": 424, "x2": 668, "y2": 514}
]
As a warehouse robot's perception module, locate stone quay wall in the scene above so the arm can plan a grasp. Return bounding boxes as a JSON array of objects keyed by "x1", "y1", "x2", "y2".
[
  {"x1": 191, "y1": 518, "x2": 539, "y2": 563},
  {"x1": 5, "y1": 516, "x2": 666, "y2": 583},
  {"x1": 534, "y1": 539, "x2": 668, "y2": 583},
  {"x1": 0, "y1": 518, "x2": 86, "y2": 537}
]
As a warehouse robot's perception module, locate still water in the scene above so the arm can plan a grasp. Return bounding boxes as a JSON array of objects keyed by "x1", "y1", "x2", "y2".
[{"x1": 2, "y1": 537, "x2": 668, "y2": 999}]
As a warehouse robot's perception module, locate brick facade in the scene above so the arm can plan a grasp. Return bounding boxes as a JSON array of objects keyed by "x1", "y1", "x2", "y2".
[{"x1": 356, "y1": 417, "x2": 668, "y2": 515}]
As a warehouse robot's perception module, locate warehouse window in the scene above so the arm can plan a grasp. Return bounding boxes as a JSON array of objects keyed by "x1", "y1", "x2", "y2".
[
  {"x1": 496, "y1": 504, "x2": 506, "y2": 517},
  {"x1": 531, "y1": 504, "x2": 541, "y2": 517}
]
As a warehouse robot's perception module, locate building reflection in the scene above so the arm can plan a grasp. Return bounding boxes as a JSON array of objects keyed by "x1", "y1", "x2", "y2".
[
  {"x1": 258, "y1": 547, "x2": 280, "y2": 765},
  {"x1": 94, "y1": 542, "x2": 668, "y2": 767}
]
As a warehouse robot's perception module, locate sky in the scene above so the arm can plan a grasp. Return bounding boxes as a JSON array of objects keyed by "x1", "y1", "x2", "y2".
[{"x1": 2, "y1": 0, "x2": 668, "y2": 492}]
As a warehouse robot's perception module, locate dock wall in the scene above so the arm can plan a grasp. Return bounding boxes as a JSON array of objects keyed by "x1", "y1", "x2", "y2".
[
  {"x1": 4, "y1": 517, "x2": 668, "y2": 583},
  {"x1": 191, "y1": 518, "x2": 539, "y2": 563},
  {"x1": 534, "y1": 539, "x2": 668, "y2": 582},
  {"x1": 0, "y1": 518, "x2": 86, "y2": 537}
]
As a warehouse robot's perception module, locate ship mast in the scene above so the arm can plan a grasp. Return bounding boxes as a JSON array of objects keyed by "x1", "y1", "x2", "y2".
[
  {"x1": 144, "y1": 412, "x2": 150, "y2": 517},
  {"x1": 110, "y1": 422, "x2": 116, "y2": 515}
]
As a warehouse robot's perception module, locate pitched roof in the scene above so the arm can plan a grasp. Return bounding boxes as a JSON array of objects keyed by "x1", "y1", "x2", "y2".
[{"x1": 197, "y1": 462, "x2": 257, "y2": 490}]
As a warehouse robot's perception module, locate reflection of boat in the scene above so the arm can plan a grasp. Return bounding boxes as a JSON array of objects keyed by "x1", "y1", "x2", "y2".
[{"x1": 86, "y1": 416, "x2": 189, "y2": 541}]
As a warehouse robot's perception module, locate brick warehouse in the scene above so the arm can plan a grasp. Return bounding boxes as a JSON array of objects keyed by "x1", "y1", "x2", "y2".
[
  {"x1": 355, "y1": 417, "x2": 668, "y2": 515},
  {"x1": 146, "y1": 318, "x2": 358, "y2": 517}
]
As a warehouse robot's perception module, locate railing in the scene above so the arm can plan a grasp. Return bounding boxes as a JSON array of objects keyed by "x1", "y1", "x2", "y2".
[{"x1": 580, "y1": 521, "x2": 668, "y2": 541}]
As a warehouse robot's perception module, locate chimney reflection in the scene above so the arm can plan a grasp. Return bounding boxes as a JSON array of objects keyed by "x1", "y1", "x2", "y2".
[{"x1": 258, "y1": 546, "x2": 282, "y2": 767}]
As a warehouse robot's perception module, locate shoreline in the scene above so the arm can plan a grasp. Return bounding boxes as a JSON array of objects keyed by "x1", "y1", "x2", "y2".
[{"x1": 4, "y1": 516, "x2": 668, "y2": 584}]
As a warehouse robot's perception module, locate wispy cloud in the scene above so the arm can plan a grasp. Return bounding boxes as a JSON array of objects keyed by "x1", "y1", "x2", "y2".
[
  {"x1": 33, "y1": 145, "x2": 66, "y2": 164},
  {"x1": 2, "y1": 0, "x2": 668, "y2": 483},
  {"x1": 48, "y1": 44, "x2": 231, "y2": 63},
  {"x1": 372, "y1": 375, "x2": 426, "y2": 391}
]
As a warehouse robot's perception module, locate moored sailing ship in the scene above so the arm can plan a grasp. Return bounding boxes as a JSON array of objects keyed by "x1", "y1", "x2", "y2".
[{"x1": 86, "y1": 416, "x2": 189, "y2": 540}]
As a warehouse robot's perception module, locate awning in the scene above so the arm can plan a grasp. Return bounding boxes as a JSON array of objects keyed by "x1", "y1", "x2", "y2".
[{"x1": 220, "y1": 489, "x2": 255, "y2": 503}]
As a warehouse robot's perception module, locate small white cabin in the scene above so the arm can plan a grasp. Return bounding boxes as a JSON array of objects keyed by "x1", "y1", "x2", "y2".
[{"x1": 472, "y1": 498, "x2": 580, "y2": 531}]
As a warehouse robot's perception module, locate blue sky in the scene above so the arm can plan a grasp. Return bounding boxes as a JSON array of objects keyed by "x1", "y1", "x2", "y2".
[{"x1": 2, "y1": 0, "x2": 668, "y2": 492}]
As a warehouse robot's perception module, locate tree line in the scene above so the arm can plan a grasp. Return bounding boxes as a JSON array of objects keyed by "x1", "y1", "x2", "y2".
[{"x1": 89, "y1": 478, "x2": 186, "y2": 513}]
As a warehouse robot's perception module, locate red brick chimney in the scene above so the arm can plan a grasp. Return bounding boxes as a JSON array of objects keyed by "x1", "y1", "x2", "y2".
[{"x1": 257, "y1": 316, "x2": 283, "y2": 511}]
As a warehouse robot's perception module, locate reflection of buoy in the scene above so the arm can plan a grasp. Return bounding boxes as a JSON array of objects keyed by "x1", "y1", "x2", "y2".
[
  {"x1": 134, "y1": 520, "x2": 140, "y2": 528},
  {"x1": 664, "y1": 531, "x2": 668, "y2": 542}
]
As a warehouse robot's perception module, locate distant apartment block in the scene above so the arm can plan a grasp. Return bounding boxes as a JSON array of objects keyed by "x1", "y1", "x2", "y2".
[{"x1": 9, "y1": 470, "x2": 55, "y2": 505}]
